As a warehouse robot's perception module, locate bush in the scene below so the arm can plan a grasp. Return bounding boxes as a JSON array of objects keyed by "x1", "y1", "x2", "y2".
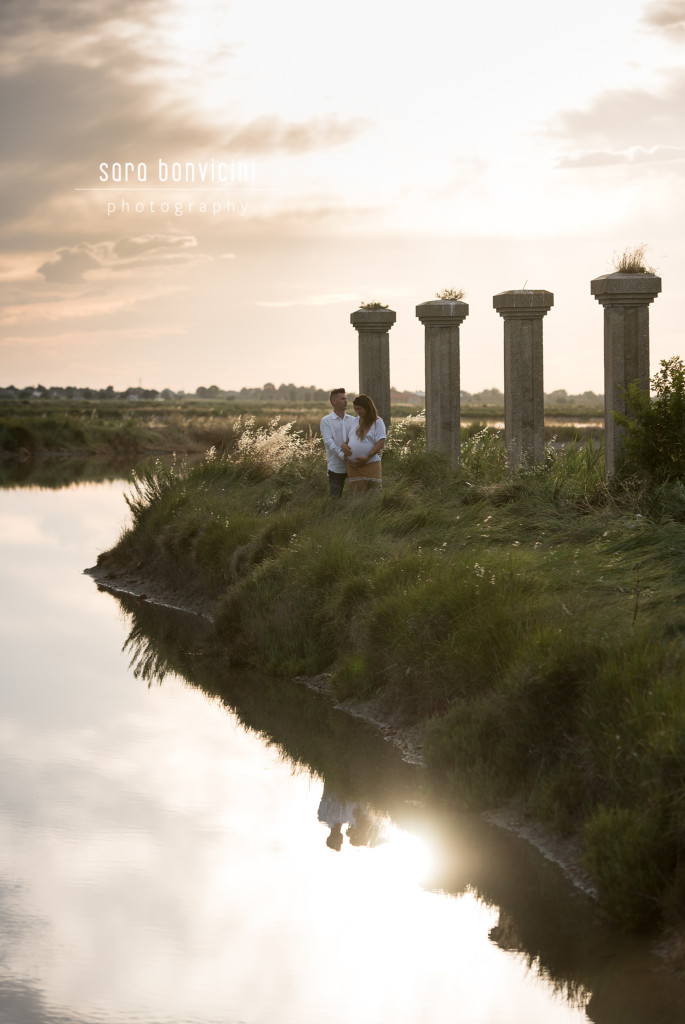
[{"x1": 614, "y1": 357, "x2": 685, "y2": 482}]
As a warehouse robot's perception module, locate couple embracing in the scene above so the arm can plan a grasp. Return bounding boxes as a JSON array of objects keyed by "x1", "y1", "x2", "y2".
[{"x1": 320, "y1": 389, "x2": 386, "y2": 498}]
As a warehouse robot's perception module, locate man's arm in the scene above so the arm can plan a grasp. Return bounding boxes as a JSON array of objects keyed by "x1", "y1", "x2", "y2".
[
  {"x1": 320, "y1": 416, "x2": 346, "y2": 461},
  {"x1": 341, "y1": 414, "x2": 354, "y2": 456}
]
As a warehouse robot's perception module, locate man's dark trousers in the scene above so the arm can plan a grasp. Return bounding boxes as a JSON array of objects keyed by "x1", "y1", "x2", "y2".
[{"x1": 328, "y1": 470, "x2": 347, "y2": 498}]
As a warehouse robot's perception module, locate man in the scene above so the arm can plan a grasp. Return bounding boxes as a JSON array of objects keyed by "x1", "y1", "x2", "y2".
[{"x1": 320, "y1": 388, "x2": 355, "y2": 497}]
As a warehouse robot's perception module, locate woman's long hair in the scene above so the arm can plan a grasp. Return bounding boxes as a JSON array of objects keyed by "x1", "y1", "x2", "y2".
[{"x1": 353, "y1": 394, "x2": 379, "y2": 439}]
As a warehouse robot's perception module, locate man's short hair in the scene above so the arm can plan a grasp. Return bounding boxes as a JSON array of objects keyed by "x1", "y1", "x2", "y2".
[{"x1": 329, "y1": 388, "x2": 346, "y2": 402}]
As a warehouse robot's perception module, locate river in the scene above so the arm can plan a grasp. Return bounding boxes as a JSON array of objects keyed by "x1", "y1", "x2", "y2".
[{"x1": 0, "y1": 472, "x2": 684, "y2": 1024}]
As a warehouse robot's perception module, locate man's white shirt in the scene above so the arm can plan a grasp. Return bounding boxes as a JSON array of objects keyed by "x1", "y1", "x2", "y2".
[{"x1": 320, "y1": 411, "x2": 356, "y2": 473}]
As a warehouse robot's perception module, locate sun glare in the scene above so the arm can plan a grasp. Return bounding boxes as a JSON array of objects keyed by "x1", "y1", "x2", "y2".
[{"x1": 372, "y1": 824, "x2": 435, "y2": 888}]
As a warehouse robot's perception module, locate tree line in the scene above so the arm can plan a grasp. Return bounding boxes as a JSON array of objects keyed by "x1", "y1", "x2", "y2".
[{"x1": 0, "y1": 382, "x2": 604, "y2": 411}]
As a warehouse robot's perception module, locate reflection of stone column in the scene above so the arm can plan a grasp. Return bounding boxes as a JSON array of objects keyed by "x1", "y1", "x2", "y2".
[
  {"x1": 493, "y1": 290, "x2": 554, "y2": 466},
  {"x1": 590, "y1": 272, "x2": 662, "y2": 477},
  {"x1": 415, "y1": 299, "x2": 469, "y2": 466},
  {"x1": 349, "y1": 308, "x2": 396, "y2": 427}
]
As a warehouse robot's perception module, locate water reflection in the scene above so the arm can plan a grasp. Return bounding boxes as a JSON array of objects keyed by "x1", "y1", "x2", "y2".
[
  {"x1": 110, "y1": 589, "x2": 685, "y2": 1024},
  {"x1": 0, "y1": 453, "x2": 205, "y2": 491},
  {"x1": 118, "y1": 592, "x2": 423, "y2": 820},
  {"x1": 0, "y1": 455, "x2": 138, "y2": 490},
  {"x1": 1, "y1": 481, "x2": 684, "y2": 1024},
  {"x1": 318, "y1": 787, "x2": 388, "y2": 851}
]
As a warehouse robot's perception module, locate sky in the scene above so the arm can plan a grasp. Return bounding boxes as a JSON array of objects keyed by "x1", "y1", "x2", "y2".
[{"x1": 1, "y1": 0, "x2": 684, "y2": 394}]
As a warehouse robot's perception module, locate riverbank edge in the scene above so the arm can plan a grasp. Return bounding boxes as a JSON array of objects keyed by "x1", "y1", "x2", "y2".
[{"x1": 84, "y1": 560, "x2": 599, "y2": 902}]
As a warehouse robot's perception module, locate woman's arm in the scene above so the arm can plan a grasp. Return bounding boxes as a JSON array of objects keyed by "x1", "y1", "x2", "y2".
[{"x1": 351, "y1": 437, "x2": 385, "y2": 465}]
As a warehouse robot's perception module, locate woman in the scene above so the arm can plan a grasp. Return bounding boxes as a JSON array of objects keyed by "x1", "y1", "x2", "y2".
[{"x1": 342, "y1": 394, "x2": 386, "y2": 493}]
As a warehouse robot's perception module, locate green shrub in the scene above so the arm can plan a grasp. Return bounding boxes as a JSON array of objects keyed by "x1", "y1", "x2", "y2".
[
  {"x1": 614, "y1": 356, "x2": 685, "y2": 482},
  {"x1": 422, "y1": 627, "x2": 598, "y2": 809}
]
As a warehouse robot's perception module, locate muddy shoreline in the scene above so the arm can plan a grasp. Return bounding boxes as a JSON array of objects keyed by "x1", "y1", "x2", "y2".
[{"x1": 85, "y1": 560, "x2": 603, "y2": 901}]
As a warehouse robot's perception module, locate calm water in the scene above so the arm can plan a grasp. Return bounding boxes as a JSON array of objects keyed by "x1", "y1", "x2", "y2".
[{"x1": 1, "y1": 477, "x2": 684, "y2": 1024}]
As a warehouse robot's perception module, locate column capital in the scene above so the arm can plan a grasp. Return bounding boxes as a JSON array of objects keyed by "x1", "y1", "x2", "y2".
[
  {"x1": 493, "y1": 290, "x2": 554, "y2": 319},
  {"x1": 591, "y1": 272, "x2": 662, "y2": 308},
  {"x1": 350, "y1": 308, "x2": 396, "y2": 332},
  {"x1": 415, "y1": 299, "x2": 469, "y2": 327}
]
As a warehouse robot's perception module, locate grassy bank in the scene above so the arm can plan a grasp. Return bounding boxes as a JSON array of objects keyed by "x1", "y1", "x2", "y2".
[
  {"x1": 95, "y1": 416, "x2": 685, "y2": 933},
  {"x1": 0, "y1": 397, "x2": 603, "y2": 457}
]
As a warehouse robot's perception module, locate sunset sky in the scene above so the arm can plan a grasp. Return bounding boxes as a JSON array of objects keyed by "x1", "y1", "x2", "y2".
[{"x1": 1, "y1": 0, "x2": 684, "y2": 394}]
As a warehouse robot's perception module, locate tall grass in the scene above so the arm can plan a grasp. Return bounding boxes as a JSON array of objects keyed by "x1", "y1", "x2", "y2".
[{"x1": 97, "y1": 415, "x2": 685, "y2": 932}]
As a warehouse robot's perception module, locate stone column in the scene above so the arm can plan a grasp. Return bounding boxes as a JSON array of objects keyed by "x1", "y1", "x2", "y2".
[
  {"x1": 493, "y1": 290, "x2": 554, "y2": 466},
  {"x1": 590, "y1": 272, "x2": 662, "y2": 476},
  {"x1": 349, "y1": 307, "x2": 396, "y2": 427},
  {"x1": 415, "y1": 299, "x2": 469, "y2": 466}
]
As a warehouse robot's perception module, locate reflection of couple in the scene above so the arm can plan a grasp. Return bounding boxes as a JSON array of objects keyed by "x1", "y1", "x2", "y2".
[
  {"x1": 317, "y1": 790, "x2": 354, "y2": 851},
  {"x1": 317, "y1": 784, "x2": 386, "y2": 852},
  {"x1": 320, "y1": 389, "x2": 387, "y2": 497}
]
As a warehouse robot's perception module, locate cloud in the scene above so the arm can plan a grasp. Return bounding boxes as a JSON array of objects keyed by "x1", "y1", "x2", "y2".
[
  {"x1": 254, "y1": 282, "x2": 413, "y2": 309},
  {"x1": 112, "y1": 235, "x2": 197, "y2": 259},
  {"x1": 0, "y1": 0, "x2": 162, "y2": 35},
  {"x1": 255, "y1": 292, "x2": 361, "y2": 308},
  {"x1": 0, "y1": 0, "x2": 369, "y2": 253},
  {"x1": 1, "y1": 284, "x2": 181, "y2": 327},
  {"x1": 225, "y1": 115, "x2": 369, "y2": 155},
  {"x1": 642, "y1": 0, "x2": 685, "y2": 36},
  {"x1": 3, "y1": 323, "x2": 185, "y2": 343},
  {"x1": 549, "y1": 70, "x2": 685, "y2": 166},
  {"x1": 556, "y1": 145, "x2": 685, "y2": 169},
  {"x1": 35, "y1": 235, "x2": 203, "y2": 283},
  {"x1": 37, "y1": 246, "x2": 101, "y2": 282},
  {"x1": 0, "y1": 62, "x2": 216, "y2": 236},
  {"x1": 0, "y1": 72, "x2": 367, "y2": 247},
  {"x1": 0, "y1": 0, "x2": 167, "y2": 73}
]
